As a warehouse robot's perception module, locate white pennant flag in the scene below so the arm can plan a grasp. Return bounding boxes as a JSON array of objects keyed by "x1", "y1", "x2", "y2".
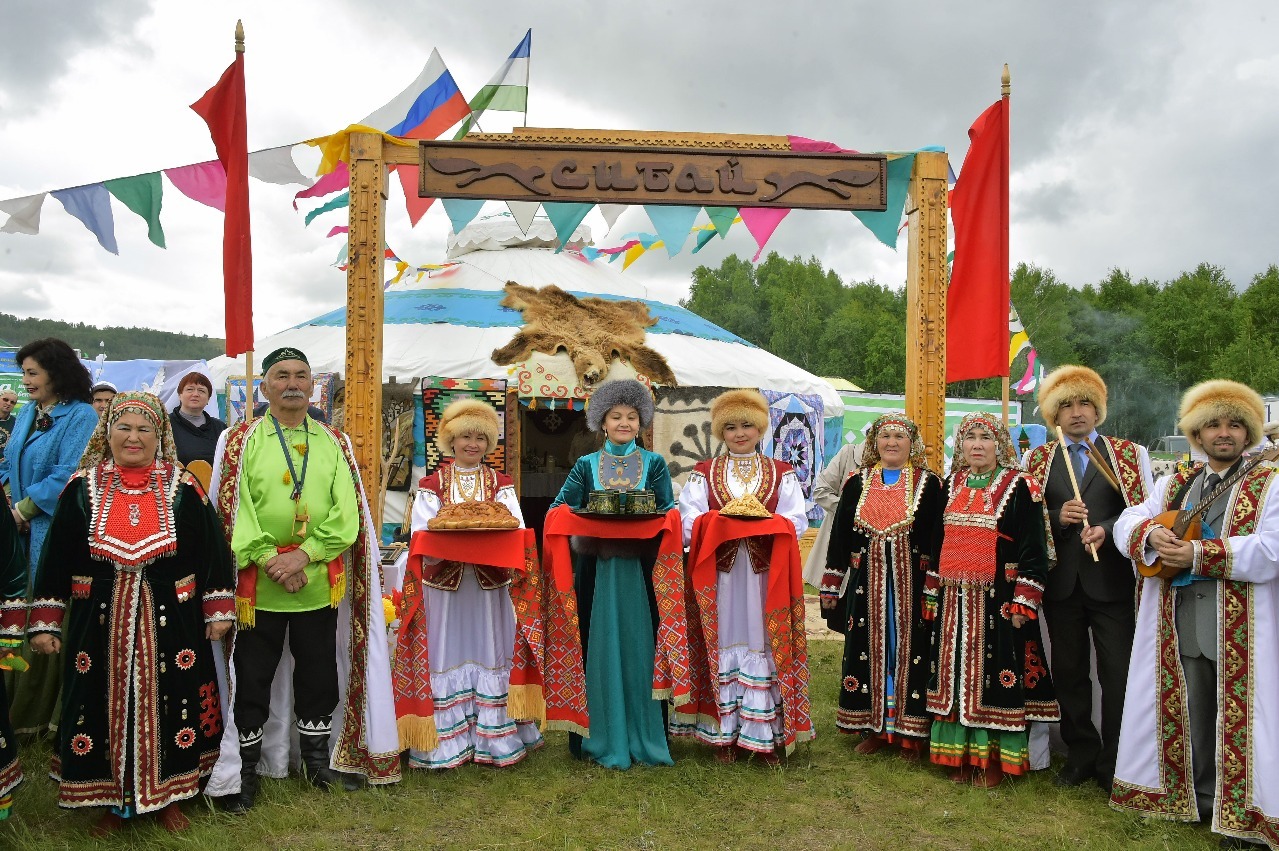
[
  {"x1": 0, "y1": 193, "x2": 47, "y2": 235},
  {"x1": 249, "y1": 146, "x2": 313, "y2": 187},
  {"x1": 597, "y1": 204, "x2": 626, "y2": 234},
  {"x1": 506, "y1": 201, "x2": 540, "y2": 235}
]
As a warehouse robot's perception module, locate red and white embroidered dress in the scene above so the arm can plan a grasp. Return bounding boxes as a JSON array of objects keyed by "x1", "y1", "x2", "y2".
[
  {"x1": 397, "y1": 463, "x2": 543, "y2": 768},
  {"x1": 672, "y1": 453, "x2": 808, "y2": 752}
]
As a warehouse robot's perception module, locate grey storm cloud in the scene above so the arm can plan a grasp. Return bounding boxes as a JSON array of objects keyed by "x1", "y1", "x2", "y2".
[{"x1": 0, "y1": 0, "x2": 153, "y2": 123}]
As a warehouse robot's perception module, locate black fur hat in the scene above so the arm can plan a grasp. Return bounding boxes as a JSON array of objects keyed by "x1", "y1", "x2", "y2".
[{"x1": 586, "y1": 379, "x2": 654, "y2": 432}]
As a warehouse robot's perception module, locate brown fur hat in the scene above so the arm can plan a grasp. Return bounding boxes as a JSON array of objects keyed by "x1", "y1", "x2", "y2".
[
  {"x1": 711, "y1": 389, "x2": 770, "y2": 439},
  {"x1": 1177, "y1": 379, "x2": 1265, "y2": 450},
  {"x1": 435, "y1": 398, "x2": 500, "y2": 456},
  {"x1": 1038, "y1": 365, "x2": 1108, "y2": 428}
]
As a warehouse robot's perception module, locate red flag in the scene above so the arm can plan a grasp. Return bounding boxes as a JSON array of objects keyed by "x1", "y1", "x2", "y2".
[
  {"x1": 946, "y1": 98, "x2": 1009, "y2": 382},
  {"x1": 191, "y1": 50, "x2": 253, "y2": 358}
]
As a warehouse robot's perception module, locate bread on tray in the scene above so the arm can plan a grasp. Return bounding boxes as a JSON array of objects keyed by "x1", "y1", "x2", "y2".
[{"x1": 427, "y1": 500, "x2": 520, "y2": 530}]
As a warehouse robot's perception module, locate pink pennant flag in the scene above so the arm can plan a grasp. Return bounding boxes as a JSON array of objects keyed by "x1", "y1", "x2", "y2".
[
  {"x1": 1015, "y1": 350, "x2": 1038, "y2": 394},
  {"x1": 788, "y1": 135, "x2": 861, "y2": 154},
  {"x1": 326, "y1": 225, "x2": 349, "y2": 238},
  {"x1": 738, "y1": 207, "x2": 790, "y2": 261},
  {"x1": 164, "y1": 161, "x2": 227, "y2": 211},
  {"x1": 294, "y1": 161, "x2": 349, "y2": 210}
]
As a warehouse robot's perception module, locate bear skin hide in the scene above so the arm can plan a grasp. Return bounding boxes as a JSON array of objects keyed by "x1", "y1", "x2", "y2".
[{"x1": 490, "y1": 281, "x2": 678, "y2": 387}]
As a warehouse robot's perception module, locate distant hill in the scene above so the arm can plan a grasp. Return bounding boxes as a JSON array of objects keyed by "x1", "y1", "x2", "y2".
[{"x1": 0, "y1": 314, "x2": 224, "y2": 361}]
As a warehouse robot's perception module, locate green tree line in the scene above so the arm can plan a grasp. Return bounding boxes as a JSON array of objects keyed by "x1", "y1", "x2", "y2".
[
  {"x1": 683, "y1": 254, "x2": 1279, "y2": 445},
  {"x1": 0, "y1": 313, "x2": 224, "y2": 361}
]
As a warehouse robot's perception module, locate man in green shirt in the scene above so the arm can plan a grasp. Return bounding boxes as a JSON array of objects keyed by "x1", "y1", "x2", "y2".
[{"x1": 217, "y1": 348, "x2": 358, "y2": 812}]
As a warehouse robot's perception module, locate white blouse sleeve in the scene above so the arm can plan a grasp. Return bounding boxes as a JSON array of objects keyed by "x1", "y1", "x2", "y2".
[
  {"x1": 495, "y1": 484, "x2": 526, "y2": 527},
  {"x1": 678, "y1": 470, "x2": 710, "y2": 548},
  {"x1": 411, "y1": 487, "x2": 443, "y2": 565},
  {"x1": 776, "y1": 470, "x2": 809, "y2": 538}
]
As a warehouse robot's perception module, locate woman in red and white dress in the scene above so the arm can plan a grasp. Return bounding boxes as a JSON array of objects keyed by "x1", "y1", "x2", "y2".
[
  {"x1": 671, "y1": 389, "x2": 809, "y2": 762},
  {"x1": 393, "y1": 399, "x2": 542, "y2": 769}
]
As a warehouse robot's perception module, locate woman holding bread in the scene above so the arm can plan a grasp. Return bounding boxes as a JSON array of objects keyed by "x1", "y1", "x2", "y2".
[
  {"x1": 671, "y1": 389, "x2": 811, "y2": 763},
  {"x1": 394, "y1": 398, "x2": 543, "y2": 769}
]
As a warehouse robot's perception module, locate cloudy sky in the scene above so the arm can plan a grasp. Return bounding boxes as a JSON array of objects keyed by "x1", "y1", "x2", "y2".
[{"x1": 1, "y1": 0, "x2": 1277, "y2": 344}]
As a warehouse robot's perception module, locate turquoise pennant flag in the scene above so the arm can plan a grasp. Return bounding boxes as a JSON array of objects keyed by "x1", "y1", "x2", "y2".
[
  {"x1": 644, "y1": 204, "x2": 700, "y2": 257},
  {"x1": 441, "y1": 198, "x2": 485, "y2": 235},
  {"x1": 543, "y1": 202, "x2": 593, "y2": 252},
  {"x1": 104, "y1": 173, "x2": 166, "y2": 248},
  {"x1": 691, "y1": 227, "x2": 718, "y2": 254},
  {"x1": 304, "y1": 191, "x2": 350, "y2": 226},
  {"x1": 853, "y1": 154, "x2": 914, "y2": 249}
]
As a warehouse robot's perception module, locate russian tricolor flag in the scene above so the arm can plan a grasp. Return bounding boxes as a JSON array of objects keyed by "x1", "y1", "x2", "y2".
[{"x1": 361, "y1": 48, "x2": 471, "y2": 139}]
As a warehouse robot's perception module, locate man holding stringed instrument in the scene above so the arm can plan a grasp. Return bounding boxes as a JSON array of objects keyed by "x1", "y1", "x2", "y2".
[
  {"x1": 1111, "y1": 379, "x2": 1279, "y2": 850},
  {"x1": 1024, "y1": 365, "x2": 1153, "y2": 795}
]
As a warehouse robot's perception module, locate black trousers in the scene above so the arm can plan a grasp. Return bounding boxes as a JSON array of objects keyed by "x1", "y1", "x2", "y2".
[
  {"x1": 232, "y1": 607, "x2": 339, "y2": 738},
  {"x1": 1043, "y1": 580, "x2": 1135, "y2": 779}
]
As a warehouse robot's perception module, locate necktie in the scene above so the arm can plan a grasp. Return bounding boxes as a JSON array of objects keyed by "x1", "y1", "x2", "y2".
[
  {"x1": 1068, "y1": 442, "x2": 1086, "y2": 484},
  {"x1": 1204, "y1": 473, "x2": 1221, "y2": 496}
]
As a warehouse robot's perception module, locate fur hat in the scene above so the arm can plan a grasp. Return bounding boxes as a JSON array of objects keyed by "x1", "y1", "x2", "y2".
[
  {"x1": 1177, "y1": 379, "x2": 1265, "y2": 450},
  {"x1": 710, "y1": 389, "x2": 769, "y2": 439},
  {"x1": 1038, "y1": 365, "x2": 1107, "y2": 428},
  {"x1": 435, "y1": 398, "x2": 500, "y2": 456},
  {"x1": 586, "y1": 379, "x2": 654, "y2": 432}
]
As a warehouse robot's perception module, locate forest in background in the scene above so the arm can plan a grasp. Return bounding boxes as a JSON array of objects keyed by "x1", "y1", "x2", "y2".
[
  {"x1": 0, "y1": 313, "x2": 224, "y2": 361},
  {"x1": 683, "y1": 254, "x2": 1279, "y2": 445}
]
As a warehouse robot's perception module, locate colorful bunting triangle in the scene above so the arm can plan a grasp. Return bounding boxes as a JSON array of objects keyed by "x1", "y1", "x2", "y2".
[
  {"x1": 597, "y1": 203, "x2": 626, "y2": 234},
  {"x1": 738, "y1": 207, "x2": 790, "y2": 262},
  {"x1": 441, "y1": 198, "x2": 485, "y2": 234},
  {"x1": 304, "y1": 191, "x2": 350, "y2": 226},
  {"x1": 643, "y1": 204, "x2": 700, "y2": 257},
  {"x1": 104, "y1": 173, "x2": 165, "y2": 248},
  {"x1": 51, "y1": 185, "x2": 118, "y2": 255},
  {"x1": 295, "y1": 162, "x2": 349, "y2": 210},
  {"x1": 0, "y1": 193, "x2": 47, "y2": 235},
  {"x1": 164, "y1": 161, "x2": 227, "y2": 211},
  {"x1": 704, "y1": 206, "x2": 738, "y2": 239},
  {"x1": 248, "y1": 146, "x2": 313, "y2": 187},
  {"x1": 543, "y1": 202, "x2": 592, "y2": 252},
  {"x1": 853, "y1": 154, "x2": 914, "y2": 249},
  {"x1": 506, "y1": 200, "x2": 540, "y2": 235}
]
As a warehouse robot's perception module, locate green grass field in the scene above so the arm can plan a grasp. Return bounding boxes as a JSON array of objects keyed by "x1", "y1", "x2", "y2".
[{"x1": 0, "y1": 641, "x2": 1218, "y2": 850}]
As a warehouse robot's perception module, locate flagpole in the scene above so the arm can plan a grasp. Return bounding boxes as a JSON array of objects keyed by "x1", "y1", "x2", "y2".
[
  {"x1": 1001, "y1": 63, "x2": 1011, "y2": 427},
  {"x1": 237, "y1": 20, "x2": 255, "y2": 425}
]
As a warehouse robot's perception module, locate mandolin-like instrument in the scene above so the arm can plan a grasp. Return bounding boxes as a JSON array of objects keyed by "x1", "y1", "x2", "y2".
[{"x1": 1141, "y1": 446, "x2": 1279, "y2": 578}]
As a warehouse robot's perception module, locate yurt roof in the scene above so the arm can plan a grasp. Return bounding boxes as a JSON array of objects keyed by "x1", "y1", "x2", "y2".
[{"x1": 207, "y1": 217, "x2": 843, "y2": 413}]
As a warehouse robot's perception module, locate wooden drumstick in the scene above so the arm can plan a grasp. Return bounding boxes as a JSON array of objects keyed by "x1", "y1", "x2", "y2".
[{"x1": 1057, "y1": 426, "x2": 1100, "y2": 562}]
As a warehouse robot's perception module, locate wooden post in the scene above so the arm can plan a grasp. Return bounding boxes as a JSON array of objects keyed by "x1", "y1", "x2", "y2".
[
  {"x1": 905, "y1": 151, "x2": 950, "y2": 473},
  {"x1": 1001, "y1": 63, "x2": 1011, "y2": 428},
  {"x1": 346, "y1": 132, "x2": 386, "y2": 529}
]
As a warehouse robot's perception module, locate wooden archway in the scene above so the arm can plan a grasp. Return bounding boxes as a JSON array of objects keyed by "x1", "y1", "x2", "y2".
[{"x1": 344, "y1": 129, "x2": 948, "y2": 526}]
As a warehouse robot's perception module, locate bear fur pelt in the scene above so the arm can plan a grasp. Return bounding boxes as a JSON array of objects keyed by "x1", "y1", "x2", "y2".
[{"x1": 490, "y1": 282, "x2": 679, "y2": 387}]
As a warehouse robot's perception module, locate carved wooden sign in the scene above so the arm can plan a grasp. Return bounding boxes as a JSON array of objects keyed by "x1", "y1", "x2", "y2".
[{"x1": 418, "y1": 141, "x2": 887, "y2": 210}]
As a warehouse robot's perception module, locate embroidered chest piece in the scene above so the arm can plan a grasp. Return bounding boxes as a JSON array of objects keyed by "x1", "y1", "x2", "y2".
[
  {"x1": 599, "y1": 450, "x2": 642, "y2": 491},
  {"x1": 88, "y1": 462, "x2": 179, "y2": 570},
  {"x1": 855, "y1": 466, "x2": 915, "y2": 536}
]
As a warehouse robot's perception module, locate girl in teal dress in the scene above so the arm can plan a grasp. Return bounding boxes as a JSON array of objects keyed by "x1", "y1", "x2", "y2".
[{"x1": 549, "y1": 379, "x2": 675, "y2": 769}]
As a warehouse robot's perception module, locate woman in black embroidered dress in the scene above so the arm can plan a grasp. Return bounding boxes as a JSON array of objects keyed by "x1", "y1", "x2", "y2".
[
  {"x1": 28, "y1": 392, "x2": 236, "y2": 835},
  {"x1": 820, "y1": 413, "x2": 943, "y2": 759},
  {"x1": 924, "y1": 412, "x2": 1059, "y2": 787}
]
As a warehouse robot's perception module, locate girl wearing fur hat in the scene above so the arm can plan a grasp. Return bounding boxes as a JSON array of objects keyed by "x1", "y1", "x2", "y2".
[
  {"x1": 670, "y1": 389, "x2": 811, "y2": 763},
  {"x1": 819, "y1": 413, "x2": 944, "y2": 759},
  {"x1": 394, "y1": 398, "x2": 543, "y2": 769},
  {"x1": 548, "y1": 379, "x2": 677, "y2": 769},
  {"x1": 925, "y1": 413, "x2": 1060, "y2": 787}
]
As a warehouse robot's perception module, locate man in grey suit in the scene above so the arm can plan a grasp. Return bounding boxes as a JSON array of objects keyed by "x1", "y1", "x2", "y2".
[{"x1": 1023, "y1": 365, "x2": 1152, "y2": 791}]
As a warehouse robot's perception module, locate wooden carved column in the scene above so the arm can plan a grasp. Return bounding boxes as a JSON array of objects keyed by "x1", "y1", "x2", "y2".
[
  {"x1": 346, "y1": 132, "x2": 386, "y2": 528},
  {"x1": 905, "y1": 151, "x2": 949, "y2": 473}
]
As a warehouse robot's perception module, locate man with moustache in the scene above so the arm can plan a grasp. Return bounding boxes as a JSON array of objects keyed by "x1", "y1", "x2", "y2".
[
  {"x1": 1112, "y1": 380, "x2": 1279, "y2": 850},
  {"x1": 208, "y1": 347, "x2": 400, "y2": 812},
  {"x1": 1023, "y1": 366, "x2": 1152, "y2": 793}
]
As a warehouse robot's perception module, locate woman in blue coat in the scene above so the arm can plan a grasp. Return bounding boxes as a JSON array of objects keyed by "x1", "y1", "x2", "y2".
[{"x1": 0, "y1": 338, "x2": 98, "y2": 734}]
